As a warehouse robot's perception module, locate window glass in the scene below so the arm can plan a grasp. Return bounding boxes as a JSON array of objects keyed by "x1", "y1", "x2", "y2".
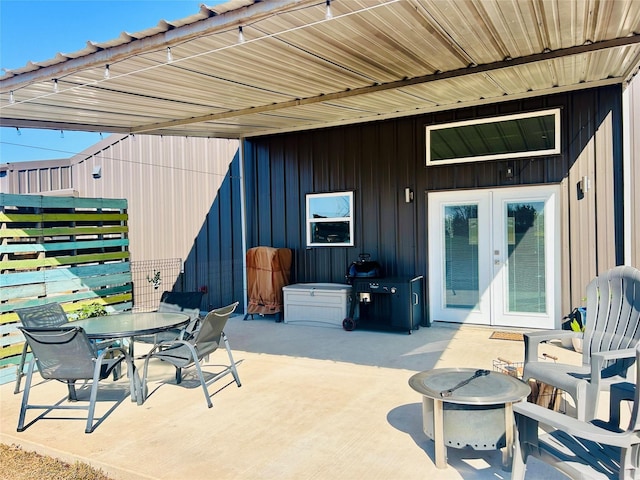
[
  {"x1": 306, "y1": 191, "x2": 354, "y2": 247},
  {"x1": 426, "y1": 109, "x2": 560, "y2": 165}
]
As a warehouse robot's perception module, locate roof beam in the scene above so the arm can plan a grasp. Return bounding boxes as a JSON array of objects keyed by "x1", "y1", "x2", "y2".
[{"x1": 131, "y1": 35, "x2": 640, "y2": 134}]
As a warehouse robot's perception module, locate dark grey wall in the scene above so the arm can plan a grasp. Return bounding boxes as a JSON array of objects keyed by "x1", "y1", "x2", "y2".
[
  {"x1": 240, "y1": 86, "x2": 623, "y2": 316},
  {"x1": 182, "y1": 86, "x2": 623, "y2": 315}
]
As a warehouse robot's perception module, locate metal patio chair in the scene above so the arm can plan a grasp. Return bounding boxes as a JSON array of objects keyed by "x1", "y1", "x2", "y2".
[
  {"x1": 135, "y1": 290, "x2": 204, "y2": 345},
  {"x1": 142, "y1": 301, "x2": 241, "y2": 408},
  {"x1": 17, "y1": 326, "x2": 134, "y2": 434},
  {"x1": 512, "y1": 343, "x2": 640, "y2": 480},
  {"x1": 522, "y1": 265, "x2": 640, "y2": 421},
  {"x1": 14, "y1": 302, "x2": 69, "y2": 394}
]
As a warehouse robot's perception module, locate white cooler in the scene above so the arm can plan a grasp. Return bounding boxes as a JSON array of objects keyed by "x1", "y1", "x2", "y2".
[{"x1": 283, "y1": 283, "x2": 352, "y2": 327}]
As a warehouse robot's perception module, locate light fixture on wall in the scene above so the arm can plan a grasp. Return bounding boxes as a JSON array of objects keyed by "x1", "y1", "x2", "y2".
[
  {"x1": 53, "y1": 79, "x2": 59, "y2": 93},
  {"x1": 579, "y1": 175, "x2": 590, "y2": 194},
  {"x1": 238, "y1": 26, "x2": 245, "y2": 43},
  {"x1": 9, "y1": 91, "x2": 15, "y2": 104},
  {"x1": 92, "y1": 166, "x2": 102, "y2": 179},
  {"x1": 104, "y1": 64, "x2": 111, "y2": 79},
  {"x1": 166, "y1": 47, "x2": 173, "y2": 63},
  {"x1": 505, "y1": 166, "x2": 514, "y2": 179},
  {"x1": 405, "y1": 187, "x2": 414, "y2": 203},
  {"x1": 325, "y1": 0, "x2": 333, "y2": 20}
]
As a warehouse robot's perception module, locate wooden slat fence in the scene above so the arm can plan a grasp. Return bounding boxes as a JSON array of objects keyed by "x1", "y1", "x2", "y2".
[{"x1": 0, "y1": 193, "x2": 132, "y2": 385}]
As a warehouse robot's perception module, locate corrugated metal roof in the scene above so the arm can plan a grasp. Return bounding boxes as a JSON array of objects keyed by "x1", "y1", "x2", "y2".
[{"x1": 1, "y1": 0, "x2": 639, "y2": 139}]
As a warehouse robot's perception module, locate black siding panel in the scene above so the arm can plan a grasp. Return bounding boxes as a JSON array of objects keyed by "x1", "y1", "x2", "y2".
[{"x1": 236, "y1": 86, "x2": 623, "y2": 317}]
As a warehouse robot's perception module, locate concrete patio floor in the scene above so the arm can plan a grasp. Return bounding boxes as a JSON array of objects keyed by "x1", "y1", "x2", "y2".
[{"x1": 0, "y1": 317, "x2": 586, "y2": 480}]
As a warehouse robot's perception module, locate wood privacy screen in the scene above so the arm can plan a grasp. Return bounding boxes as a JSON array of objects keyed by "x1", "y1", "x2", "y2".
[{"x1": 0, "y1": 193, "x2": 132, "y2": 384}]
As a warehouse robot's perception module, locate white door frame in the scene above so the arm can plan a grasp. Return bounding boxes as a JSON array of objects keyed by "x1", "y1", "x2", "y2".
[{"x1": 428, "y1": 185, "x2": 561, "y2": 329}]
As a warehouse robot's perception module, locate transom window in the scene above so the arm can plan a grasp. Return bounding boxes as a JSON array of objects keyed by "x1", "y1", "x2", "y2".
[
  {"x1": 306, "y1": 191, "x2": 354, "y2": 247},
  {"x1": 426, "y1": 108, "x2": 561, "y2": 165}
]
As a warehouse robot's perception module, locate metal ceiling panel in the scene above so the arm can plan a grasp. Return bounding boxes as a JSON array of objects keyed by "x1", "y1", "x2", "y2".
[{"x1": 2, "y1": 0, "x2": 639, "y2": 139}]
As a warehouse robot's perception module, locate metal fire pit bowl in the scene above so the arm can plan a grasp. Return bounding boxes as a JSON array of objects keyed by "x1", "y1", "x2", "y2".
[{"x1": 409, "y1": 368, "x2": 530, "y2": 466}]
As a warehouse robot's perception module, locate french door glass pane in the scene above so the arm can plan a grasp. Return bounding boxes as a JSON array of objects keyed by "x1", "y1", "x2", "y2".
[
  {"x1": 444, "y1": 204, "x2": 479, "y2": 309},
  {"x1": 506, "y1": 201, "x2": 546, "y2": 313}
]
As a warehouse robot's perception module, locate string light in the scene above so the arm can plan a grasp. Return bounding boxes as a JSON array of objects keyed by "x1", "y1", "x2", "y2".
[
  {"x1": 326, "y1": 0, "x2": 333, "y2": 20},
  {"x1": 53, "y1": 79, "x2": 59, "y2": 93},
  {"x1": 8, "y1": 1, "x2": 399, "y2": 108},
  {"x1": 167, "y1": 47, "x2": 173, "y2": 63}
]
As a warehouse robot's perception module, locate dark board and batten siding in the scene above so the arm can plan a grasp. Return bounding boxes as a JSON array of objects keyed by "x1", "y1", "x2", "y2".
[
  {"x1": 182, "y1": 155, "x2": 244, "y2": 312},
  {"x1": 242, "y1": 86, "x2": 624, "y2": 318},
  {"x1": 0, "y1": 193, "x2": 131, "y2": 384}
]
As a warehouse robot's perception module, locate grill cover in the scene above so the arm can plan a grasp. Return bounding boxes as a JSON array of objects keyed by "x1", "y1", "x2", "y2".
[{"x1": 246, "y1": 247, "x2": 292, "y2": 315}]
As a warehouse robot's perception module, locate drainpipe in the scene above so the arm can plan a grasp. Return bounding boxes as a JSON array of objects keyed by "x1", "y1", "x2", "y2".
[
  {"x1": 622, "y1": 83, "x2": 631, "y2": 265},
  {"x1": 239, "y1": 138, "x2": 249, "y2": 314}
]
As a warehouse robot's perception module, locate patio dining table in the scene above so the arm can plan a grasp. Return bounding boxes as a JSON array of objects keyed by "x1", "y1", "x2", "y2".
[{"x1": 72, "y1": 311, "x2": 190, "y2": 404}]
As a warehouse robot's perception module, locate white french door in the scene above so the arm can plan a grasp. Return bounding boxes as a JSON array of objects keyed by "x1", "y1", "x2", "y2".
[{"x1": 428, "y1": 185, "x2": 561, "y2": 329}]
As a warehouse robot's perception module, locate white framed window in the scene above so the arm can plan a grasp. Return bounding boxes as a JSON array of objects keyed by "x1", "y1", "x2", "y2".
[
  {"x1": 306, "y1": 191, "x2": 354, "y2": 247},
  {"x1": 426, "y1": 108, "x2": 561, "y2": 166}
]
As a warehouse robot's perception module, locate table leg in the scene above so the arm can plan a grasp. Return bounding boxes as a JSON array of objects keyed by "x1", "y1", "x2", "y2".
[
  {"x1": 433, "y1": 398, "x2": 447, "y2": 469},
  {"x1": 502, "y1": 402, "x2": 514, "y2": 470},
  {"x1": 125, "y1": 336, "x2": 146, "y2": 405}
]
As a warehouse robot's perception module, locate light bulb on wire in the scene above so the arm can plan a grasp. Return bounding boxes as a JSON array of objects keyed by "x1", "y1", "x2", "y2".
[{"x1": 325, "y1": 0, "x2": 333, "y2": 20}]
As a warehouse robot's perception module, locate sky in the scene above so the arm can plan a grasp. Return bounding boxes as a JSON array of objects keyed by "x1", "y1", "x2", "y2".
[{"x1": 0, "y1": 0, "x2": 224, "y2": 163}]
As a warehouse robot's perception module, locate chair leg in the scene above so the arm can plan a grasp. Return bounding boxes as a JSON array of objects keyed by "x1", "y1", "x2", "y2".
[
  {"x1": 192, "y1": 361, "x2": 213, "y2": 408},
  {"x1": 13, "y1": 343, "x2": 29, "y2": 394},
  {"x1": 67, "y1": 381, "x2": 79, "y2": 401},
  {"x1": 222, "y1": 333, "x2": 241, "y2": 387},
  {"x1": 569, "y1": 382, "x2": 591, "y2": 421},
  {"x1": 17, "y1": 359, "x2": 37, "y2": 432},
  {"x1": 85, "y1": 359, "x2": 106, "y2": 433}
]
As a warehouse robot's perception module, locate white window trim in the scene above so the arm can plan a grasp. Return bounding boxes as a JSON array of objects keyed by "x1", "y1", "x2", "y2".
[
  {"x1": 306, "y1": 191, "x2": 354, "y2": 247},
  {"x1": 426, "y1": 108, "x2": 561, "y2": 166}
]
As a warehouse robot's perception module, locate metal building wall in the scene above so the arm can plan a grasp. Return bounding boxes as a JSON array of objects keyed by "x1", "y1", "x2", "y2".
[
  {"x1": 627, "y1": 76, "x2": 640, "y2": 268},
  {"x1": 69, "y1": 134, "x2": 239, "y2": 264},
  {"x1": 244, "y1": 86, "x2": 624, "y2": 319},
  {"x1": 1, "y1": 159, "x2": 73, "y2": 194},
  {"x1": 1, "y1": 134, "x2": 242, "y2": 312}
]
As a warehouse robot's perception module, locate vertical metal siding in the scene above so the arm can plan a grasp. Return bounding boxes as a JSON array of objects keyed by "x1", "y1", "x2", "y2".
[
  {"x1": 3, "y1": 135, "x2": 242, "y2": 312},
  {"x1": 627, "y1": 76, "x2": 640, "y2": 268},
  {"x1": 246, "y1": 86, "x2": 624, "y2": 320}
]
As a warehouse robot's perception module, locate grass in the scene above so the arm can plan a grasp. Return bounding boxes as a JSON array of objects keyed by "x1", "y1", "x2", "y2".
[{"x1": 0, "y1": 444, "x2": 114, "y2": 480}]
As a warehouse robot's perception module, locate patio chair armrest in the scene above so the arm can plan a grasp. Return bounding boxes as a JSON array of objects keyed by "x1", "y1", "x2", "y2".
[
  {"x1": 590, "y1": 348, "x2": 637, "y2": 388},
  {"x1": 514, "y1": 401, "x2": 633, "y2": 448},
  {"x1": 96, "y1": 345, "x2": 128, "y2": 362},
  {"x1": 524, "y1": 330, "x2": 579, "y2": 363}
]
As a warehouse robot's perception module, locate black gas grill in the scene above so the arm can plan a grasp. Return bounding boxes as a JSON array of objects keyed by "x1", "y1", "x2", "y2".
[{"x1": 342, "y1": 275, "x2": 426, "y2": 333}]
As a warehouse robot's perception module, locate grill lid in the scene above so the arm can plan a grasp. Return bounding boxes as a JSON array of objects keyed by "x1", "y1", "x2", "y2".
[{"x1": 346, "y1": 253, "x2": 381, "y2": 282}]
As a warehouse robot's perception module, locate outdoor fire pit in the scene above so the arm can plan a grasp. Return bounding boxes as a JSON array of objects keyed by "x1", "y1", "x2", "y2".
[{"x1": 409, "y1": 368, "x2": 530, "y2": 469}]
